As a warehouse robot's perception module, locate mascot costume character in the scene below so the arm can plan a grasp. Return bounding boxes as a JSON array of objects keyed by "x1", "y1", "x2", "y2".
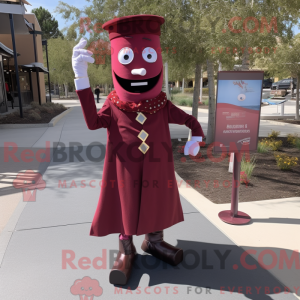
[{"x1": 72, "y1": 14, "x2": 205, "y2": 285}]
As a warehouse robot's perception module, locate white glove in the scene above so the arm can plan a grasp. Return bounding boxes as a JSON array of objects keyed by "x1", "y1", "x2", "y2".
[
  {"x1": 72, "y1": 38, "x2": 94, "y2": 77},
  {"x1": 184, "y1": 136, "x2": 202, "y2": 156}
]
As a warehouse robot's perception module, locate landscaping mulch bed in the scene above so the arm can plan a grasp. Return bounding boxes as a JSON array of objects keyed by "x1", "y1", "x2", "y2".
[
  {"x1": 0, "y1": 107, "x2": 67, "y2": 124},
  {"x1": 172, "y1": 137, "x2": 300, "y2": 204}
]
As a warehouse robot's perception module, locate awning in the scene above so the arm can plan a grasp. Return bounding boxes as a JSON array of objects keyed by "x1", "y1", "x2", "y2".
[
  {"x1": 21, "y1": 62, "x2": 49, "y2": 73},
  {"x1": 0, "y1": 0, "x2": 30, "y2": 34},
  {"x1": 0, "y1": 41, "x2": 20, "y2": 57},
  {"x1": 0, "y1": 0, "x2": 31, "y2": 4}
]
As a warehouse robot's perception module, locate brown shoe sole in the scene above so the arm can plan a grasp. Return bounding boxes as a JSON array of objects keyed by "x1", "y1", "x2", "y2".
[
  {"x1": 109, "y1": 269, "x2": 128, "y2": 285},
  {"x1": 109, "y1": 253, "x2": 136, "y2": 285}
]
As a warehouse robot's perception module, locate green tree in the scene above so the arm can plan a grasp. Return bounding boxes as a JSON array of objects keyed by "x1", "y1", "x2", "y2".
[
  {"x1": 257, "y1": 35, "x2": 300, "y2": 120},
  {"x1": 32, "y1": 7, "x2": 63, "y2": 40},
  {"x1": 47, "y1": 38, "x2": 74, "y2": 96},
  {"x1": 55, "y1": 0, "x2": 300, "y2": 135}
]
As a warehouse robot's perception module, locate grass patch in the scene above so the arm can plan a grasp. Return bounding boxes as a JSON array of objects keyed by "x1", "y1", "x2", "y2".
[
  {"x1": 240, "y1": 156, "x2": 256, "y2": 183},
  {"x1": 296, "y1": 138, "x2": 300, "y2": 150},
  {"x1": 202, "y1": 99, "x2": 209, "y2": 106},
  {"x1": 172, "y1": 93, "x2": 194, "y2": 107},
  {"x1": 257, "y1": 141, "x2": 269, "y2": 153}
]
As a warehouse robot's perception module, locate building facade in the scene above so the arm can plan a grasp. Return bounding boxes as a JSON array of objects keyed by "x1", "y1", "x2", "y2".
[{"x1": 0, "y1": 0, "x2": 48, "y2": 115}]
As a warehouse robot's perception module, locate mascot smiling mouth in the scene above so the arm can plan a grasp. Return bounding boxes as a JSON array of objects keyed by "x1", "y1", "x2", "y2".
[{"x1": 114, "y1": 71, "x2": 161, "y2": 93}]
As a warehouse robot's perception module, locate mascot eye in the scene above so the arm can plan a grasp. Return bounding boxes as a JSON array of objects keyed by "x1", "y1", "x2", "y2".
[
  {"x1": 118, "y1": 48, "x2": 134, "y2": 65},
  {"x1": 142, "y1": 47, "x2": 157, "y2": 63}
]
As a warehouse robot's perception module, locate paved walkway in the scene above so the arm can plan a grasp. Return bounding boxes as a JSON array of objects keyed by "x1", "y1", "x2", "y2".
[{"x1": 0, "y1": 96, "x2": 299, "y2": 299}]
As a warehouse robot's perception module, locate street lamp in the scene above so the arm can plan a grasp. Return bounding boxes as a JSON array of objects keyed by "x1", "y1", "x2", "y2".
[{"x1": 42, "y1": 39, "x2": 51, "y2": 102}]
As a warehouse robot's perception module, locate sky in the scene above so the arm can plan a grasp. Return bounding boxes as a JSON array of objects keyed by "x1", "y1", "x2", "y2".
[
  {"x1": 26, "y1": 0, "x2": 300, "y2": 36},
  {"x1": 26, "y1": 0, "x2": 84, "y2": 34}
]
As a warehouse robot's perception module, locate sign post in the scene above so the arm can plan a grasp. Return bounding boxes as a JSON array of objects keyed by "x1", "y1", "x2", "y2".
[{"x1": 214, "y1": 71, "x2": 264, "y2": 225}]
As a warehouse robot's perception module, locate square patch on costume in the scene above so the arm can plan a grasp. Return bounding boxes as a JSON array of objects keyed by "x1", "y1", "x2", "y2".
[
  {"x1": 138, "y1": 130, "x2": 148, "y2": 142},
  {"x1": 138, "y1": 142, "x2": 149, "y2": 154},
  {"x1": 136, "y1": 112, "x2": 147, "y2": 125}
]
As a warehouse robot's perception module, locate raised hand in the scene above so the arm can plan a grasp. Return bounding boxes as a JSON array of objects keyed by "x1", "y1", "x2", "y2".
[
  {"x1": 184, "y1": 136, "x2": 202, "y2": 156},
  {"x1": 72, "y1": 38, "x2": 95, "y2": 78}
]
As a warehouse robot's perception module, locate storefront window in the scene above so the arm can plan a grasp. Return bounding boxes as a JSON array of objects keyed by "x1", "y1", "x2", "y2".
[
  {"x1": 19, "y1": 73, "x2": 30, "y2": 91},
  {"x1": 0, "y1": 55, "x2": 8, "y2": 113}
]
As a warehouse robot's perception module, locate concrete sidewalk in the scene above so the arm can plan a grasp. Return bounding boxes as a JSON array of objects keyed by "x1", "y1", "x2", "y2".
[{"x1": 0, "y1": 102, "x2": 299, "y2": 299}]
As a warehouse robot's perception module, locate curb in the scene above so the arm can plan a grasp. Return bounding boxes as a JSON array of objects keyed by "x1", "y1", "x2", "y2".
[
  {"x1": 260, "y1": 115, "x2": 296, "y2": 120},
  {"x1": 49, "y1": 107, "x2": 73, "y2": 127},
  {"x1": 261, "y1": 118, "x2": 300, "y2": 128},
  {"x1": 0, "y1": 107, "x2": 73, "y2": 129}
]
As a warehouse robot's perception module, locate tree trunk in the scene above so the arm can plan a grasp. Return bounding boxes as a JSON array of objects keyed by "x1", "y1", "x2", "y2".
[
  {"x1": 200, "y1": 68, "x2": 203, "y2": 102},
  {"x1": 192, "y1": 64, "x2": 201, "y2": 119},
  {"x1": 241, "y1": 44, "x2": 250, "y2": 71},
  {"x1": 296, "y1": 75, "x2": 300, "y2": 120},
  {"x1": 105, "y1": 83, "x2": 108, "y2": 95},
  {"x1": 182, "y1": 78, "x2": 185, "y2": 93},
  {"x1": 206, "y1": 59, "x2": 216, "y2": 144},
  {"x1": 64, "y1": 83, "x2": 68, "y2": 98},
  {"x1": 188, "y1": 64, "x2": 201, "y2": 140}
]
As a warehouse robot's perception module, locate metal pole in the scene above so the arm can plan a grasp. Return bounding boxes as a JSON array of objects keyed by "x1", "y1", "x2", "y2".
[
  {"x1": 231, "y1": 152, "x2": 241, "y2": 216},
  {"x1": 32, "y1": 23, "x2": 41, "y2": 105},
  {"x1": 218, "y1": 153, "x2": 251, "y2": 224},
  {"x1": 43, "y1": 40, "x2": 51, "y2": 102},
  {"x1": 9, "y1": 14, "x2": 23, "y2": 117}
]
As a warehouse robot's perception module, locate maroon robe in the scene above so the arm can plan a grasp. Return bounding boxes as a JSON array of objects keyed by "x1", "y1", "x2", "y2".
[{"x1": 77, "y1": 87, "x2": 204, "y2": 236}]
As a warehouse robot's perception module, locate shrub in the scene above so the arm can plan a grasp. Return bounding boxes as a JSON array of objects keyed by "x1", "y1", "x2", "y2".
[
  {"x1": 30, "y1": 101, "x2": 39, "y2": 108},
  {"x1": 275, "y1": 153, "x2": 298, "y2": 170},
  {"x1": 257, "y1": 141, "x2": 269, "y2": 153},
  {"x1": 27, "y1": 111, "x2": 41, "y2": 121},
  {"x1": 240, "y1": 156, "x2": 256, "y2": 183},
  {"x1": 12, "y1": 111, "x2": 20, "y2": 117},
  {"x1": 240, "y1": 171, "x2": 249, "y2": 184},
  {"x1": 295, "y1": 138, "x2": 300, "y2": 150},
  {"x1": 50, "y1": 103, "x2": 61, "y2": 111},
  {"x1": 184, "y1": 87, "x2": 209, "y2": 95},
  {"x1": 287, "y1": 134, "x2": 299, "y2": 146},
  {"x1": 39, "y1": 105, "x2": 48, "y2": 113},
  {"x1": 170, "y1": 87, "x2": 181, "y2": 94},
  {"x1": 268, "y1": 130, "x2": 280, "y2": 139},
  {"x1": 202, "y1": 88, "x2": 209, "y2": 95},
  {"x1": 184, "y1": 88, "x2": 194, "y2": 93},
  {"x1": 179, "y1": 99, "x2": 187, "y2": 106},
  {"x1": 203, "y1": 99, "x2": 209, "y2": 106},
  {"x1": 45, "y1": 108, "x2": 54, "y2": 114},
  {"x1": 268, "y1": 140, "x2": 283, "y2": 151},
  {"x1": 261, "y1": 138, "x2": 282, "y2": 151}
]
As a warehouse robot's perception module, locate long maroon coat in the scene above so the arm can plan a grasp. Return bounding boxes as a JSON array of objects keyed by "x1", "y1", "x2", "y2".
[{"x1": 77, "y1": 87, "x2": 204, "y2": 236}]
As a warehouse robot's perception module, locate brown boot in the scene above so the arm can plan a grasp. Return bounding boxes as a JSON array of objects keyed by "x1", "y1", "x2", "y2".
[
  {"x1": 109, "y1": 235, "x2": 137, "y2": 285},
  {"x1": 141, "y1": 231, "x2": 183, "y2": 266}
]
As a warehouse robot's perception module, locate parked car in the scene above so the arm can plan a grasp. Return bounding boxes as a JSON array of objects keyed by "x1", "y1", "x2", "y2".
[
  {"x1": 271, "y1": 78, "x2": 297, "y2": 90},
  {"x1": 263, "y1": 78, "x2": 273, "y2": 88}
]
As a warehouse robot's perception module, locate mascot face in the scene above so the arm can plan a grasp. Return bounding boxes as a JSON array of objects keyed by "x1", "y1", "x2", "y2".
[
  {"x1": 111, "y1": 34, "x2": 163, "y2": 103},
  {"x1": 103, "y1": 15, "x2": 165, "y2": 103}
]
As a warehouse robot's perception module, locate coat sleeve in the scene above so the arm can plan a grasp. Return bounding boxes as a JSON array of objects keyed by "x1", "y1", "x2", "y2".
[
  {"x1": 76, "y1": 87, "x2": 111, "y2": 130},
  {"x1": 167, "y1": 100, "x2": 205, "y2": 138}
]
